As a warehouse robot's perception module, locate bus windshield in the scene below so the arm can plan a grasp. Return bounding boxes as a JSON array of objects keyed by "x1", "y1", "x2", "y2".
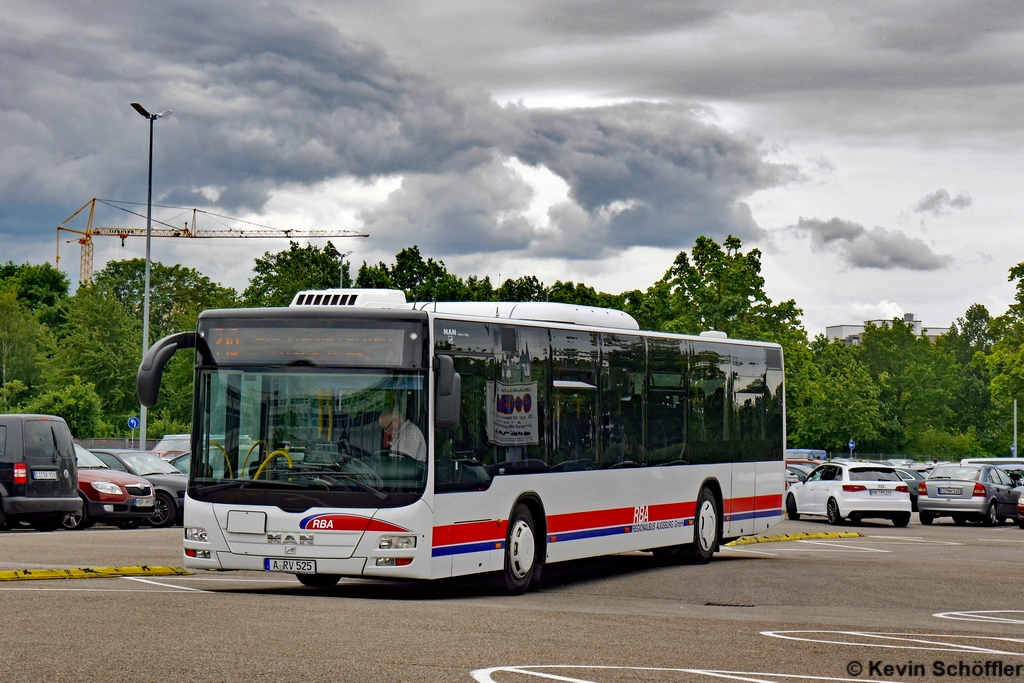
[{"x1": 191, "y1": 367, "x2": 428, "y2": 509}]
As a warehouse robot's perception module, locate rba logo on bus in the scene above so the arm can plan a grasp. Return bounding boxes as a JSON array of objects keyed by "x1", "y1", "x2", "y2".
[{"x1": 633, "y1": 506, "x2": 649, "y2": 524}]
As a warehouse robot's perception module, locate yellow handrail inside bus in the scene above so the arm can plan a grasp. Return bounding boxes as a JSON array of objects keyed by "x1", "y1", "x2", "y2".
[
  {"x1": 252, "y1": 449, "x2": 294, "y2": 481},
  {"x1": 240, "y1": 440, "x2": 267, "y2": 475},
  {"x1": 209, "y1": 442, "x2": 233, "y2": 479}
]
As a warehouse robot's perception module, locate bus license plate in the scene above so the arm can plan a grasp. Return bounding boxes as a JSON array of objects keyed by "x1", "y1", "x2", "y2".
[
  {"x1": 868, "y1": 490, "x2": 891, "y2": 496},
  {"x1": 133, "y1": 498, "x2": 154, "y2": 508},
  {"x1": 265, "y1": 559, "x2": 316, "y2": 574},
  {"x1": 33, "y1": 470, "x2": 57, "y2": 480},
  {"x1": 937, "y1": 487, "x2": 962, "y2": 495}
]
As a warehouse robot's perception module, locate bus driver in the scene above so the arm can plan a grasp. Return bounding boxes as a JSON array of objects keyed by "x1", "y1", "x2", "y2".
[{"x1": 379, "y1": 410, "x2": 427, "y2": 462}]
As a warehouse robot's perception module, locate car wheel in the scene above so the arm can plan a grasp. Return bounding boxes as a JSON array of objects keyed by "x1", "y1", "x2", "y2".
[
  {"x1": 982, "y1": 501, "x2": 998, "y2": 527},
  {"x1": 1017, "y1": 518, "x2": 1024, "y2": 530},
  {"x1": 296, "y1": 574, "x2": 341, "y2": 588},
  {"x1": 826, "y1": 498, "x2": 844, "y2": 526},
  {"x1": 892, "y1": 512, "x2": 911, "y2": 527},
  {"x1": 117, "y1": 519, "x2": 142, "y2": 529},
  {"x1": 503, "y1": 503, "x2": 538, "y2": 594},
  {"x1": 149, "y1": 492, "x2": 177, "y2": 528},
  {"x1": 62, "y1": 497, "x2": 91, "y2": 530},
  {"x1": 952, "y1": 514, "x2": 968, "y2": 526},
  {"x1": 919, "y1": 511, "x2": 935, "y2": 525},
  {"x1": 786, "y1": 494, "x2": 800, "y2": 521}
]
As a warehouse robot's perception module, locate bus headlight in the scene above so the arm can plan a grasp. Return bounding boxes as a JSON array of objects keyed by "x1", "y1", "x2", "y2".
[
  {"x1": 378, "y1": 535, "x2": 416, "y2": 550},
  {"x1": 185, "y1": 527, "x2": 208, "y2": 542}
]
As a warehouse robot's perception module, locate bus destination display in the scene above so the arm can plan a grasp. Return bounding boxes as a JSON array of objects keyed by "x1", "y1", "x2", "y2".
[{"x1": 204, "y1": 326, "x2": 410, "y2": 366}]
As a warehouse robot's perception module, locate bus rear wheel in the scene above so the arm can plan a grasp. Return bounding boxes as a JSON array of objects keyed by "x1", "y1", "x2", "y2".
[
  {"x1": 503, "y1": 504, "x2": 537, "y2": 594},
  {"x1": 683, "y1": 486, "x2": 719, "y2": 564}
]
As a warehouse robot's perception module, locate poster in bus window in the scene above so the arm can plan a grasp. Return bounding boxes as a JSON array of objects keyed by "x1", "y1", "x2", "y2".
[{"x1": 485, "y1": 382, "x2": 539, "y2": 446}]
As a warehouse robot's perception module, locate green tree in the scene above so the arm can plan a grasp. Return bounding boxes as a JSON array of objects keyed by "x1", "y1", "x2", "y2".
[
  {"x1": 243, "y1": 242, "x2": 348, "y2": 307},
  {"x1": 41, "y1": 285, "x2": 142, "y2": 422},
  {"x1": 791, "y1": 338, "x2": 884, "y2": 451},
  {"x1": 0, "y1": 261, "x2": 69, "y2": 327},
  {"x1": 0, "y1": 290, "x2": 44, "y2": 410},
  {"x1": 23, "y1": 375, "x2": 103, "y2": 438},
  {"x1": 95, "y1": 258, "x2": 237, "y2": 341}
]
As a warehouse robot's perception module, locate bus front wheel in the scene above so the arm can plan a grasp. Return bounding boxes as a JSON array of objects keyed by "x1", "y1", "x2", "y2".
[{"x1": 503, "y1": 504, "x2": 537, "y2": 594}]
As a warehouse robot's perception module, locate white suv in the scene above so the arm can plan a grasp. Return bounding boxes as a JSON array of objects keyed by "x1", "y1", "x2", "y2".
[{"x1": 786, "y1": 462, "x2": 912, "y2": 527}]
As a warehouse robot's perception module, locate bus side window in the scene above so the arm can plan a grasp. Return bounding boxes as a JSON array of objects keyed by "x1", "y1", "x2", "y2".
[
  {"x1": 647, "y1": 338, "x2": 687, "y2": 466},
  {"x1": 550, "y1": 329, "x2": 599, "y2": 472},
  {"x1": 492, "y1": 326, "x2": 549, "y2": 472},
  {"x1": 732, "y1": 345, "x2": 768, "y2": 462},
  {"x1": 433, "y1": 320, "x2": 496, "y2": 492},
  {"x1": 688, "y1": 343, "x2": 730, "y2": 464},
  {"x1": 601, "y1": 333, "x2": 644, "y2": 468}
]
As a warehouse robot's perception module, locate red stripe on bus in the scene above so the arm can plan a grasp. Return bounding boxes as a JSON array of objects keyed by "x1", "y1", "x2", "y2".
[
  {"x1": 547, "y1": 507, "x2": 635, "y2": 534},
  {"x1": 433, "y1": 519, "x2": 508, "y2": 548},
  {"x1": 648, "y1": 501, "x2": 696, "y2": 521},
  {"x1": 725, "y1": 494, "x2": 783, "y2": 514},
  {"x1": 432, "y1": 493, "x2": 783, "y2": 548}
]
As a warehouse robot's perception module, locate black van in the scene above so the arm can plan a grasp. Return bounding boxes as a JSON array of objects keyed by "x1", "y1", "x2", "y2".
[{"x1": 0, "y1": 415, "x2": 81, "y2": 531}]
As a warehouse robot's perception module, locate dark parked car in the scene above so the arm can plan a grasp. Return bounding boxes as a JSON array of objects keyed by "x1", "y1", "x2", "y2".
[
  {"x1": 90, "y1": 450, "x2": 186, "y2": 528},
  {"x1": 0, "y1": 414, "x2": 81, "y2": 530},
  {"x1": 63, "y1": 446, "x2": 156, "y2": 530},
  {"x1": 894, "y1": 467, "x2": 925, "y2": 512},
  {"x1": 918, "y1": 464, "x2": 1020, "y2": 525},
  {"x1": 166, "y1": 452, "x2": 190, "y2": 475}
]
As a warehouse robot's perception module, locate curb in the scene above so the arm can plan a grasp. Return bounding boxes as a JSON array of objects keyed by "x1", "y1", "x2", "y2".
[
  {"x1": 0, "y1": 566, "x2": 194, "y2": 581},
  {"x1": 726, "y1": 531, "x2": 863, "y2": 546}
]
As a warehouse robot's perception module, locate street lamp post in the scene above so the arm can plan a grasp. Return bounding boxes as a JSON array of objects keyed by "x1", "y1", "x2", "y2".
[
  {"x1": 130, "y1": 102, "x2": 172, "y2": 450},
  {"x1": 328, "y1": 246, "x2": 353, "y2": 287}
]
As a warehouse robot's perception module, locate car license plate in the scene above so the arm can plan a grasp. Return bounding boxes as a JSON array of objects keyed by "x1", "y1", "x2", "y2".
[
  {"x1": 33, "y1": 470, "x2": 57, "y2": 480},
  {"x1": 133, "y1": 497, "x2": 155, "y2": 508},
  {"x1": 869, "y1": 489, "x2": 892, "y2": 496},
  {"x1": 265, "y1": 558, "x2": 316, "y2": 574},
  {"x1": 937, "y1": 487, "x2": 962, "y2": 495}
]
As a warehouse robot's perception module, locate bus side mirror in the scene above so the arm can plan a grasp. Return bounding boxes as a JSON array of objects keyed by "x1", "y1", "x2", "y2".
[
  {"x1": 137, "y1": 332, "x2": 213, "y2": 407},
  {"x1": 435, "y1": 354, "x2": 461, "y2": 430}
]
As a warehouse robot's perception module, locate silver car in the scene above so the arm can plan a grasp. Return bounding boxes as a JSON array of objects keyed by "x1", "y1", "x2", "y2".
[{"x1": 918, "y1": 464, "x2": 1019, "y2": 525}]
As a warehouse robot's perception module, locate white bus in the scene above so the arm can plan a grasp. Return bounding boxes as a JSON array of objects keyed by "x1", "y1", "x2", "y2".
[{"x1": 138, "y1": 288, "x2": 785, "y2": 593}]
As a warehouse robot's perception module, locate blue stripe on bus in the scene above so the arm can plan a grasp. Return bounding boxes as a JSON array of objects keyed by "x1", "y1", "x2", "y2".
[
  {"x1": 431, "y1": 540, "x2": 504, "y2": 557},
  {"x1": 727, "y1": 509, "x2": 783, "y2": 522}
]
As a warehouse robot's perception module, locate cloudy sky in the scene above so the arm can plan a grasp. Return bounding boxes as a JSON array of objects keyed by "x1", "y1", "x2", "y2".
[{"x1": 2, "y1": 0, "x2": 1023, "y2": 334}]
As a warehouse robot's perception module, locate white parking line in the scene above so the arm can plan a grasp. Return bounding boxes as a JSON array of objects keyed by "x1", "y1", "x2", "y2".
[
  {"x1": 977, "y1": 538, "x2": 1024, "y2": 542},
  {"x1": 0, "y1": 586, "x2": 194, "y2": 593},
  {"x1": 121, "y1": 577, "x2": 210, "y2": 592},
  {"x1": 761, "y1": 630, "x2": 1024, "y2": 656},
  {"x1": 934, "y1": 611, "x2": 1024, "y2": 625},
  {"x1": 471, "y1": 665, "x2": 910, "y2": 683},
  {"x1": 795, "y1": 540, "x2": 890, "y2": 553},
  {"x1": 721, "y1": 547, "x2": 778, "y2": 556}
]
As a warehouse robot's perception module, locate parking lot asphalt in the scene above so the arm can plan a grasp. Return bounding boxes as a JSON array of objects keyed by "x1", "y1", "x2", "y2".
[{"x1": 3, "y1": 517, "x2": 1023, "y2": 682}]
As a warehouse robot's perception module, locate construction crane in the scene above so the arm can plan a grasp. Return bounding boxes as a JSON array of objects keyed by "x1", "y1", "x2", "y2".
[{"x1": 55, "y1": 198, "x2": 368, "y2": 282}]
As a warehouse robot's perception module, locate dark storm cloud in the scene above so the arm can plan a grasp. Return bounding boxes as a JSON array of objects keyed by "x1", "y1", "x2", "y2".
[
  {"x1": 797, "y1": 217, "x2": 952, "y2": 270},
  {"x1": 914, "y1": 188, "x2": 972, "y2": 215},
  {"x1": 0, "y1": 1, "x2": 788, "y2": 260}
]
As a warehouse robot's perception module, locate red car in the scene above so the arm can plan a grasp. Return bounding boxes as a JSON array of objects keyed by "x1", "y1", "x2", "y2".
[{"x1": 63, "y1": 446, "x2": 156, "y2": 530}]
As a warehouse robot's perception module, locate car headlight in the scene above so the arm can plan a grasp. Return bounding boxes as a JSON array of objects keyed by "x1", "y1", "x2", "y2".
[
  {"x1": 90, "y1": 481, "x2": 123, "y2": 495},
  {"x1": 184, "y1": 527, "x2": 208, "y2": 542}
]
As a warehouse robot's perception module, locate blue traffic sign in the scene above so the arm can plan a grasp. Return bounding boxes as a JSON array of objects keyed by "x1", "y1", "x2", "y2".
[
  {"x1": 1012, "y1": 443, "x2": 1017, "y2": 455},
  {"x1": 127, "y1": 416, "x2": 140, "y2": 430},
  {"x1": 848, "y1": 440, "x2": 856, "y2": 450}
]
